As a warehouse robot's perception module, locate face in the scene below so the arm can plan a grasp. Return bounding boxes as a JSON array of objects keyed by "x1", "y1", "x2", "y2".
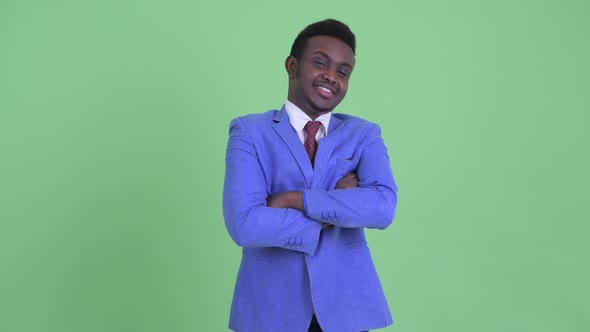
[{"x1": 286, "y1": 35, "x2": 355, "y2": 119}]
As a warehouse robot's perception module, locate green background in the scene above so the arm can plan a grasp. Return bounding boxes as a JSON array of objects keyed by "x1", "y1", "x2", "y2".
[{"x1": 1, "y1": 0, "x2": 589, "y2": 331}]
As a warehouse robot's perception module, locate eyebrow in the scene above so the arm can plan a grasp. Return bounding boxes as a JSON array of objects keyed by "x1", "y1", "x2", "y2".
[{"x1": 312, "y1": 51, "x2": 354, "y2": 69}]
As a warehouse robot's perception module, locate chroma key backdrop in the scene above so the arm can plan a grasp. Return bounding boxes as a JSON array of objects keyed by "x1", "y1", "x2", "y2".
[{"x1": 1, "y1": 0, "x2": 588, "y2": 331}]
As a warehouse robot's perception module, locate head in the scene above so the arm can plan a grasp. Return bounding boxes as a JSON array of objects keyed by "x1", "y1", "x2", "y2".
[{"x1": 285, "y1": 19, "x2": 356, "y2": 119}]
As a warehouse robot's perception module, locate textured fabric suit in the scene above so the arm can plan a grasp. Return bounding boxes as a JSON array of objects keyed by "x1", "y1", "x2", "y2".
[{"x1": 223, "y1": 107, "x2": 398, "y2": 332}]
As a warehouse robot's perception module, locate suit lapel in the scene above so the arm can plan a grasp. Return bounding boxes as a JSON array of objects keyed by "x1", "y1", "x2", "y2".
[{"x1": 271, "y1": 108, "x2": 314, "y2": 186}]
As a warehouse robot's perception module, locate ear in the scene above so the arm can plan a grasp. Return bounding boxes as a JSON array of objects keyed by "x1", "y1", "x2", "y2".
[{"x1": 285, "y1": 55, "x2": 297, "y2": 79}]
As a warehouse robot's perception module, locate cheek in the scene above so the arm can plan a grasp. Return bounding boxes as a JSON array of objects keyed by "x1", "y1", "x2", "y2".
[{"x1": 339, "y1": 82, "x2": 349, "y2": 96}]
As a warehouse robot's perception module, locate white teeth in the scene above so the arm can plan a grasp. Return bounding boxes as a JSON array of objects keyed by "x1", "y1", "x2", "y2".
[{"x1": 319, "y1": 87, "x2": 332, "y2": 94}]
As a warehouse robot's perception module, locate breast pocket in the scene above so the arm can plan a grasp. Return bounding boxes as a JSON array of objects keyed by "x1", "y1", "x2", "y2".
[{"x1": 336, "y1": 158, "x2": 356, "y2": 174}]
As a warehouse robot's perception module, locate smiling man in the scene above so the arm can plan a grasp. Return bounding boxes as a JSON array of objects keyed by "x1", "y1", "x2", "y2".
[{"x1": 223, "y1": 19, "x2": 398, "y2": 332}]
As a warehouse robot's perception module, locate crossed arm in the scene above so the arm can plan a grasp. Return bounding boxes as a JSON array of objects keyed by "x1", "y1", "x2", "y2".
[
  {"x1": 223, "y1": 118, "x2": 397, "y2": 254},
  {"x1": 266, "y1": 172, "x2": 359, "y2": 228}
]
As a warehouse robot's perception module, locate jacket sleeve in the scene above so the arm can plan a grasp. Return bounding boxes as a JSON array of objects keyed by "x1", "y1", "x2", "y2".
[
  {"x1": 222, "y1": 117, "x2": 323, "y2": 255},
  {"x1": 303, "y1": 124, "x2": 398, "y2": 229}
]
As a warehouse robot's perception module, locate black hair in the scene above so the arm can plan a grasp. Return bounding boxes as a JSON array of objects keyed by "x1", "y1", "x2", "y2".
[{"x1": 289, "y1": 19, "x2": 356, "y2": 59}]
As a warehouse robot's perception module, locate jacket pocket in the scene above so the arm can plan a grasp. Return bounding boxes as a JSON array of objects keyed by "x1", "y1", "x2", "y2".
[
  {"x1": 242, "y1": 247, "x2": 275, "y2": 257},
  {"x1": 339, "y1": 240, "x2": 368, "y2": 250}
]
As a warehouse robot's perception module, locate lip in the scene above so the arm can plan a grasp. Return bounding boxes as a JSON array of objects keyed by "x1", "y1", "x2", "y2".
[{"x1": 314, "y1": 83, "x2": 337, "y2": 98}]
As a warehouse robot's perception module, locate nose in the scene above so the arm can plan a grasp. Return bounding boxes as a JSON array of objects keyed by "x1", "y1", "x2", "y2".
[{"x1": 322, "y1": 68, "x2": 337, "y2": 83}]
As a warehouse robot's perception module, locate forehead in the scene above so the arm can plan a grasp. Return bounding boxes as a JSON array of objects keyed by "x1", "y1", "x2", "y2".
[{"x1": 303, "y1": 35, "x2": 355, "y2": 66}]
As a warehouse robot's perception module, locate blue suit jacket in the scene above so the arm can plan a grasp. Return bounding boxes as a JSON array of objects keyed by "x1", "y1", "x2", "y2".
[{"x1": 223, "y1": 107, "x2": 398, "y2": 332}]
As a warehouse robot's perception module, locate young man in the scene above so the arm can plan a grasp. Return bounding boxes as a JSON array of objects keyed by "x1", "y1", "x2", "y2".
[{"x1": 223, "y1": 19, "x2": 398, "y2": 332}]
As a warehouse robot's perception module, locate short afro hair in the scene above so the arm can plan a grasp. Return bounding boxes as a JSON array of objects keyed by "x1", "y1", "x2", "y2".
[{"x1": 289, "y1": 19, "x2": 356, "y2": 60}]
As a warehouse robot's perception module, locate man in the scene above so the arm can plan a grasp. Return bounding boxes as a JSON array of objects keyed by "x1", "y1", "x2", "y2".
[{"x1": 223, "y1": 19, "x2": 398, "y2": 332}]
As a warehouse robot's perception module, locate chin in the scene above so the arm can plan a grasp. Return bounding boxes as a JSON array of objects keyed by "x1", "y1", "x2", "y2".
[
  {"x1": 312, "y1": 107, "x2": 333, "y2": 115},
  {"x1": 311, "y1": 102, "x2": 337, "y2": 113}
]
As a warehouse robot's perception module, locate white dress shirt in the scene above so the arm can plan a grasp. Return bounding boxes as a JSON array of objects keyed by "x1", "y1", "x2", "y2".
[{"x1": 284, "y1": 100, "x2": 332, "y2": 144}]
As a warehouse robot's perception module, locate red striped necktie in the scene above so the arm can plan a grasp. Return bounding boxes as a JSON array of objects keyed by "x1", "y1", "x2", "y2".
[{"x1": 304, "y1": 121, "x2": 322, "y2": 167}]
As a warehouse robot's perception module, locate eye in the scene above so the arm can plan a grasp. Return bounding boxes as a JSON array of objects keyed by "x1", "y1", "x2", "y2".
[
  {"x1": 337, "y1": 70, "x2": 349, "y2": 77},
  {"x1": 313, "y1": 60, "x2": 327, "y2": 68}
]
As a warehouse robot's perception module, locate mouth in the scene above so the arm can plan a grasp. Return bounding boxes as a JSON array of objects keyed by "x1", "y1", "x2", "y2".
[{"x1": 315, "y1": 84, "x2": 337, "y2": 98}]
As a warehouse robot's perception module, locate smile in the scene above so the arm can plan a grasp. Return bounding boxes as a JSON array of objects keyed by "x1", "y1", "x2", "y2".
[{"x1": 316, "y1": 85, "x2": 336, "y2": 97}]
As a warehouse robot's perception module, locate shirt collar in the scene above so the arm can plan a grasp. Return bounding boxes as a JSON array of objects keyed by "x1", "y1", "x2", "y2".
[{"x1": 284, "y1": 100, "x2": 331, "y2": 134}]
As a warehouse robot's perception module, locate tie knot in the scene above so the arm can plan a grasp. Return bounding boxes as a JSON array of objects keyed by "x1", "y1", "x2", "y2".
[{"x1": 304, "y1": 121, "x2": 322, "y2": 137}]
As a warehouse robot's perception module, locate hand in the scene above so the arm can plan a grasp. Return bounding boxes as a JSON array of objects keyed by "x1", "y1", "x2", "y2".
[
  {"x1": 266, "y1": 191, "x2": 304, "y2": 212},
  {"x1": 336, "y1": 172, "x2": 359, "y2": 189}
]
